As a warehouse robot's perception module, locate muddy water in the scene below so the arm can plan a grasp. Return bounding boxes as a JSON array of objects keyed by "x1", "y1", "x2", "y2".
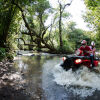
[{"x1": 14, "y1": 53, "x2": 100, "y2": 100}]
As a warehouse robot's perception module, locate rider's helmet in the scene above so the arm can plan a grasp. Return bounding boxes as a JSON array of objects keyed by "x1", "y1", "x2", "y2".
[
  {"x1": 81, "y1": 40, "x2": 87, "y2": 45},
  {"x1": 91, "y1": 41, "x2": 95, "y2": 46}
]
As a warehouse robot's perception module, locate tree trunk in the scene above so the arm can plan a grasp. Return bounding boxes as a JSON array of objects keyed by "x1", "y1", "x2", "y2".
[
  {"x1": 13, "y1": 1, "x2": 57, "y2": 53},
  {"x1": 59, "y1": 4, "x2": 63, "y2": 51},
  {"x1": 0, "y1": 5, "x2": 15, "y2": 48}
]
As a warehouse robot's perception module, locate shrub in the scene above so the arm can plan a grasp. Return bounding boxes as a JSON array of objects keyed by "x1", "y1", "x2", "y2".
[{"x1": 0, "y1": 47, "x2": 6, "y2": 61}]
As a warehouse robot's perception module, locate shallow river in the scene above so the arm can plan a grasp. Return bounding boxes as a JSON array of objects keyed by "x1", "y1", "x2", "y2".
[{"x1": 14, "y1": 52, "x2": 100, "y2": 100}]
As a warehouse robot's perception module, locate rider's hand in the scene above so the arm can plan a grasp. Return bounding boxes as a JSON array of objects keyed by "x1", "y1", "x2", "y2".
[{"x1": 85, "y1": 51, "x2": 91, "y2": 54}]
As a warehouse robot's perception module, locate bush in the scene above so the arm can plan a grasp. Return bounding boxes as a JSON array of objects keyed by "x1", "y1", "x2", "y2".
[
  {"x1": 0, "y1": 47, "x2": 14, "y2": 61},
  {"x1": 0, "y1": 47, "x2": 6, "y2": 61},
  {"x1": 6, "y1": 52, "x2": 14, "y2": 60},
  {"x1": 57, "y1": 40, "x2": 75, "y2": 53}
]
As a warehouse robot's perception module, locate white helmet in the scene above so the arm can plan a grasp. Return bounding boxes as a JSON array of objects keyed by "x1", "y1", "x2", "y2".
[{"x1": 91, "y1": 41, "x2": 95, "y2": 46}]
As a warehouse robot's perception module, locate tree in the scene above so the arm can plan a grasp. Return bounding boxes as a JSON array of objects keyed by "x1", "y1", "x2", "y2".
[
  {"x1": 57, "y1": 0, "x2": 73, "y2": 51},
  {"x1": 12, "y1": 0, "x2": 58, "y2": 52},
  {"x1": 1, "y1": 0, "x2": 90, "y2": 54},
  {"x1": 84, "y1": 0, "x2": 100, "y2": 44},
  {"x1": 66, "y1": 21, "x2": 91, "y2": 49},
  {"x1": 0, "y1": 0, "x2": 17, "y2": 47}
]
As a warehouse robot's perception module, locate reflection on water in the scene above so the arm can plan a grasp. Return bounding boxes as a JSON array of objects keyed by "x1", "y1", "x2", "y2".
[
  {"x1": 14, "y1": 53, "x2": 100, "y2": 100},
  {"x1": 14, "y1": 55, "x2": 60, "y2": 100}
]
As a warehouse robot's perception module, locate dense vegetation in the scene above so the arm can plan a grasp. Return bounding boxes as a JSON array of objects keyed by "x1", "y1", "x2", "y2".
[
  {"x1": 84, "y1": 0, "x2": 100, "y2": 48},
  {"x1": 0, "y1": 0, "x2": 100, "y2": 60}
]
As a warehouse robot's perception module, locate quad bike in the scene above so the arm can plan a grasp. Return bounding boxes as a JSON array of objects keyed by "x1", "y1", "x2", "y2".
[{"x1": 61, "y1": 50, "x2": 100, "y2": 71}]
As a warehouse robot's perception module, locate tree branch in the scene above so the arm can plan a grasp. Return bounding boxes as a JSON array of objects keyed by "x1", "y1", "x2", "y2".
[
  {"x1": 16, "y1": 38, "x2": 36, "y2": 46},
  {"x1": 12, "y1": 0, "x2": 56, "y2": 52},
  {"x1": 12, "y1": 0, "x2": 35, "y2": 42},
  {"x1": 41, "y1": 25, "x2": 51, "y2": 39},
  {"x1": 62, "y1": 0, "x2": 73, "y2": 13}
]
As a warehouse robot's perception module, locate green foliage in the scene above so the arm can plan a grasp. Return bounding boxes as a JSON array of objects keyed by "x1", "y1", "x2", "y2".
[
  {"x1": 0, "y1": 0, "x2": 18, "y2": 48},
  {"x1": 84, "y1": 0, "x2": 100, "y2": 46},
  {"x1": 0, "y1": 0, "x2": 95, "y2": 55},
  {"x1": 62, "y1": 40, "x2": 75, "y2": 53},
  {"x1": 52, "y1": 21, "x2": 90, "y2": 53},
  {"x1": 56, "y1": 39, "x2": 75, "y2": 53},
  {"x1": 65, "y1": 21, "x2": 91, "y2": 49},
  {"x1": 85, "y1": 0, "x2": 100, "y2": 9},
  {"x1": 6, "y1": 51, "x2": 14, "y2": 60},
  {"x1": 0, "y1": 48, "x2": 6, "y2": 60},
  {"x1": 0, "y1": 47, "x2": 14, "y2": 61}
]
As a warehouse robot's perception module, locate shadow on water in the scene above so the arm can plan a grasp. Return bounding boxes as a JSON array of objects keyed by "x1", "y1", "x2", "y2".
[{"x1": 14, "y1": 52, "x2": 100, "y2": 100}]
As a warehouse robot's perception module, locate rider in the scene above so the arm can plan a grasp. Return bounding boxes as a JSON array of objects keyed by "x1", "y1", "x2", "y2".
[
  {"x1": 89, "y1": 41, "x2": 96, "y2": 56},
  {"x1": 79, "y1": 40, "x2": 95, "y2": 68},
  {"x1": 79, "y1": 40, "x2": 91, "y2": 56},
  {"x1": 89, "y1": 41, "x2": 96, "y2": 68}
]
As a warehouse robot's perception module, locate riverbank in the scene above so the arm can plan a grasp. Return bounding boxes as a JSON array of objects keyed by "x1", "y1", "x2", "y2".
[{"x1": 0, "y1": 59, "x2": 31, "y2": 100}]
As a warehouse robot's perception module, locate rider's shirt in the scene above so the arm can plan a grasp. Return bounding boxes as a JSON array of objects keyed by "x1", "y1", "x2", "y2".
[
  {"x1": 79, "y1": 45, "x2": 91, "y2": 56},
  {"x1": 89, "y1": 46, "x2": 96, "y2": 55}
]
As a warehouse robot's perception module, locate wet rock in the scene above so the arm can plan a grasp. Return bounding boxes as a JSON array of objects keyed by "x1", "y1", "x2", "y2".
[{"x1": 0, "y1": 60, "x2": 31, "y2": 100}]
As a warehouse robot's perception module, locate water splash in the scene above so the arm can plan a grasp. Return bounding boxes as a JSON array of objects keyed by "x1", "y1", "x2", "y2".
[{"x1": 52, "y1": 64, "x2": 100, "y2": 97}]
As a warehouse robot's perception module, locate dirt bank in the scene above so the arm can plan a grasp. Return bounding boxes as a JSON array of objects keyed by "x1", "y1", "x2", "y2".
[{"x1": 0, "y1": 59, "x2": 31, "y2": 100}]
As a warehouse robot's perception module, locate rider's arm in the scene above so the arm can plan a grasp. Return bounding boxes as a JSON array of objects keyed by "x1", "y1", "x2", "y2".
[
  {"x1": 93, "y1": 48, "x2": 96, "y2": 55},
  {"x1": 78, "y1": 47, "x2": 84, "y2": 56},
  {"x1": 84, "y1": 46, "x2": 92, "y2": 54}
]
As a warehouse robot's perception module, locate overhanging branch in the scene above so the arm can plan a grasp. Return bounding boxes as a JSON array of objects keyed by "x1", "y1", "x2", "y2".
[
  {"x1": 16, "y1": 38, "x2": 36, "y2": 46},
  {"x1": 12, "y1": 0, "x2": 34, "y2": 42}
]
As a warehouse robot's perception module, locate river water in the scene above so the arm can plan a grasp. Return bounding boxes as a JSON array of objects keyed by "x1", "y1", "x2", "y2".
[{"x1": 14, "y1": 51, "x2": 100, "y2": 100}]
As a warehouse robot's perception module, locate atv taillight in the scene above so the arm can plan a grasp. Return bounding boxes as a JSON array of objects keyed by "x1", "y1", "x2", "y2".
[
  {"x1": 62, "y1": 57, "x2": 66, "y2": 61},
  {"x1": 75, "y1": 59, "x2": 82, "y2": 64}
]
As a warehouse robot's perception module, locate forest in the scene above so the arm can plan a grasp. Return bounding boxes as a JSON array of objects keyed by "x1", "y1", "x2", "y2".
[{"x1": 0, "y1": 0, "x2": 100, "y2": 60}]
